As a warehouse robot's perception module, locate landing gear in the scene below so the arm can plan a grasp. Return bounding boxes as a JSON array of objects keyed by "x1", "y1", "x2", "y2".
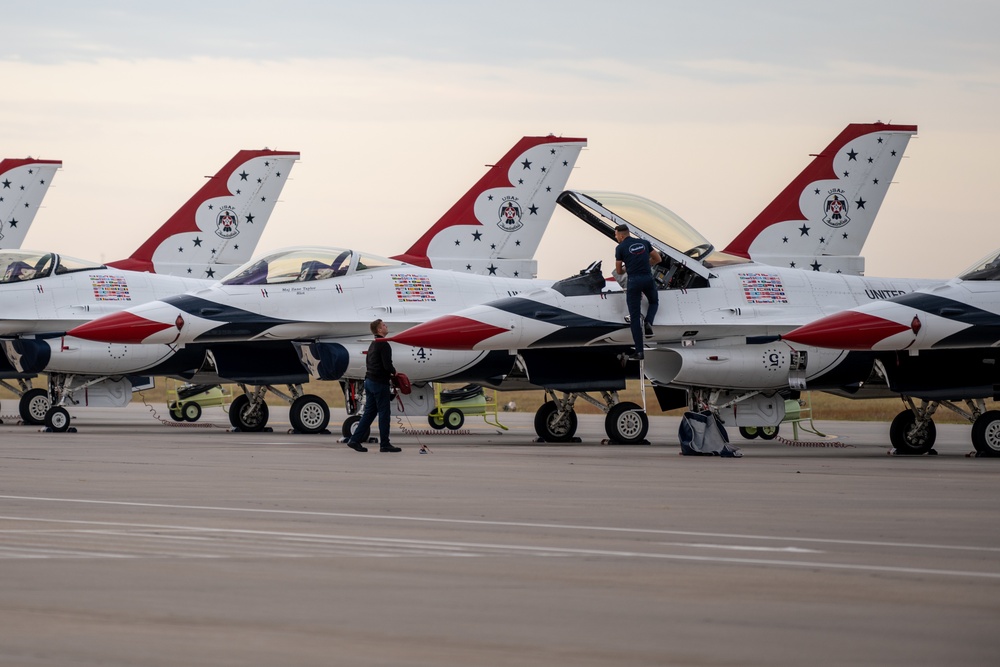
[
  {"x1": 229, "y1": 393, "x2": 269, "y2": 432},
  {"x1": 532, "y1": 389, "x2": 649, "y2": 444},
  {"x1": 971, "y1": 410, "x2": 1000, "y2": 457},
  {"x1": 289, "y1": 394, "x2": 330, "y2": 434},
  {"x1": 19, "y1": 388, "x2": 50, "y2": 425},
  {"x1": 228, "y1": 383, "x2": 332, "y2": 434},
  {"x1": 534, "y1": 400, "x2": 578, "y2": 442},
  {"x1": 604, "y1": 401, "x2": 648, "y2": 444},
  {"x1": 44, "y1": 406, "x2": 71, "y2": 433},
  {"x1": 889, "y1": 395, "x2": 1000, "y2": 457},
  {"x1": 889, "y1": 408, "x2": 937, "y2": 455},
  {"x1": 342, "y1": 414, "x2": 361, "y2": 439}
]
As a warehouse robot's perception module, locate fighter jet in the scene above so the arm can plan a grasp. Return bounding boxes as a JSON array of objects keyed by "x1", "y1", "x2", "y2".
[
  {"x1": 67, "y1": 123, "x2": 918, "y2": 443},
  {"x1": 780, "y1": 248, "x2": 1000, "y2": 456},
  {"x1": 783, "y1": 250, "x2": 1000, "y2": 351},
  {"x1": 385, "y1": 187, "x2": 935, "y2": 440},
  {"x1": 0, "y1": 157, "x2": 62, "y2": 249},
  {"x1": 26, "y1": 136, "x2": 588, "y2": 433},
  {"x1": 0, "y1": 149, "x2": 300, "y2": 428}
]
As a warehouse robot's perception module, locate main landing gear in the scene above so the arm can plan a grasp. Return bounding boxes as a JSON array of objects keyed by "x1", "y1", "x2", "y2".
[
  {"x1": 0, "y1": 379, "x2": 51, "y2": 426},
  {"x1": 533, "y1": 389, "x2": 649, "y2": 444},
  {"x1": 229, "y1": 383, "x2": 330, "y2": 434},
  {"x1": 890, "y1": 396, "x2": 1000, "y2": 456}
]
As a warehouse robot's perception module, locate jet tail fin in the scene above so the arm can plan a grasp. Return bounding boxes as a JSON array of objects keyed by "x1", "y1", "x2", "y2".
[
  {"x1": 0, "y1": 158, "x2": 62, "y2": 249},
  {"x1": 108, "y1": 149, "x2": 300, "y2": 278},
  {"x1": 722, "y1": 122, "x2": 917, "y2": 275},
  {"x1": 391, "y1": 135, "x2": 587, "y2": 278}
]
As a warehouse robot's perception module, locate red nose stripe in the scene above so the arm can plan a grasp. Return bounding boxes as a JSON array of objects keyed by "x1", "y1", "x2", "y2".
[
  {"x1": 68, "y1": 312, "x2": 174, "y2": 344},
  {"x1": 782, "y1": 311, "x2": 911, "y2": 350},
  {"x1": 388, "y1": 315, "x2": 509, "y2": 350}
]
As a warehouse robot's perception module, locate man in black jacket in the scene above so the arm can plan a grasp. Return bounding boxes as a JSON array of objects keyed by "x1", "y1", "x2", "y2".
[{"x1": 344, "y1": 319, "x2": 402, "y2": 452}]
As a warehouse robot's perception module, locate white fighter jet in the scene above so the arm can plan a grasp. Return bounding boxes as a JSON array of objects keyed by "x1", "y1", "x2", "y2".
[
  {"x1": 67, "y1": 124, "x2": 921, "y2": 444},
  {"x1": 780, "y1": 248, "x2": 1000, "y2": 456},
  {"x1": 21, "y1": 136, "x2": 588, "y2": 433},
  {"x1": 0, "y1": 148, "x2": 300, "y2": 427},
  {"x1": 0, "y1": 157, "x2": 62, "y2": 249}
]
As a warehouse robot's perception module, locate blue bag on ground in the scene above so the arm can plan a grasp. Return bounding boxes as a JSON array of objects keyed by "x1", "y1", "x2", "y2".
[{"x1": 678, "y1": 410, "x2": 742, "y2": 457}]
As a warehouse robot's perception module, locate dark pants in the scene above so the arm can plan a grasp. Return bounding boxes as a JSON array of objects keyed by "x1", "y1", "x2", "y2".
[
  {"x1": 626, "y1": 274, "x2": 658, "y2": 353},
  {"x1": 349, "y1": 378, "x2": 392, "y2": 446}
]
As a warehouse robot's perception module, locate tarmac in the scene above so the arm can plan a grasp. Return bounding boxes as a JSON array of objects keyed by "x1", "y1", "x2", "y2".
[{"x1": 0, "y1": 403, "x2": 998, "y2": 666}]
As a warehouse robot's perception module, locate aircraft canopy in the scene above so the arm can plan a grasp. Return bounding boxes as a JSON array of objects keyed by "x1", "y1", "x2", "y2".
[
  {"x1": 0, "y1": 250, "x2": 104, "y2": 284},
  {"x1": 221, "y1": 247, "x2": 403, "y2": 286},
  {"x1": 959, "y1": 248, "x2": 1000, "y2": 281},
  {"x1": 557, "y1": 191, "x2": 748, "y2": 277}
]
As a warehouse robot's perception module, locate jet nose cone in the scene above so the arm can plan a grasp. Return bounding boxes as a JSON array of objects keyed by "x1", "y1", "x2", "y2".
[
  {"x1": 388, "y1": 315, "x2": 509, "y2": 350},
  {"x1": 783, "y1": 311, "x2": 910, "y2": 350},
  {"x1": 68, "y1": 311, "x2": 175, "y2": 344}
]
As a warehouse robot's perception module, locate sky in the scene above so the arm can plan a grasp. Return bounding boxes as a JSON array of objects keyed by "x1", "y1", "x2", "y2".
[{"x1": 2, "y1": 1, "x2": 998, "y2": 281}]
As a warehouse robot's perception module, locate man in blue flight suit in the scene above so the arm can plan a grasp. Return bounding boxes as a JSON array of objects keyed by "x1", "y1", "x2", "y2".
[{"x1": 614, "y1": 224, "x2": 662, "y2": 360}]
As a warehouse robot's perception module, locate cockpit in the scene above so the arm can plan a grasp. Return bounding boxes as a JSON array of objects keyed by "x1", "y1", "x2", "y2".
[
  {"x1": 220, "y1": 247, "x2": 404, "y2": 286},
  {"x1": 959, "y1": 248, "x2": 1000, "y2": 282},
  {"x1": 0, "y1": 251, "x2": 104, "y2": 284},
  {"x1": 556, "y1": 190, "x2": 749, "y2": 292}
]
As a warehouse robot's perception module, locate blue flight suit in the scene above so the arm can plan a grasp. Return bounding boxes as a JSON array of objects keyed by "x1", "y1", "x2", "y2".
[{"x1": 615, "y1": 236, "x2": 659, "y2": 357}]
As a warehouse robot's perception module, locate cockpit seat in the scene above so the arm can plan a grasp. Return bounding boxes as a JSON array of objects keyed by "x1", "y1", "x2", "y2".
[
  {"x1": 298, "y1": 260, "x2": 332, "y2": 282},
  {"x1": 552, "y1": 260, "x2": 607, "y2": 297}
]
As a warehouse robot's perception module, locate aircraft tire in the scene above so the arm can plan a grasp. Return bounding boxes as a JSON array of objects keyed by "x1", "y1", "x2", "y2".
[
  {"x1": 738, "y1": 426, "x2": 759, "y2": 440},
  {"x1": 533, "y1": 401, "x2": 577, "y2": 442},
  {"x1": 758, "y1": 425, "x2": 779, "y2": 440},
  {"x1": 19, "y1": 388, "x2": 50, "y2": 425},
  {"x1": 182, "y1": 402, "x2": 202, "y2": 422},
  {"x1": 229, "y1": 394, "x2": 269, "y2": 432},
  {"x1": 443, "y1": 408, "x2": 465, "y2": 430},
  {"x1": 342, "y1": 415, "x2": 361, "y2": 439},
  {"x1": 889, "y1": 409, "x2": 936, "y2": 455},
  {"x1": 290, "y1": 394, "x2": 330, "y2": 434},
  {"x1": 45, "y1": 406, "x2": 71, "y2": 433},
  {"x1": 971, "y1": 410, "x2": 1000, "y2": 457},
  {"x1": 604, "y1": 402, "x2": 649, "y2": 444}
]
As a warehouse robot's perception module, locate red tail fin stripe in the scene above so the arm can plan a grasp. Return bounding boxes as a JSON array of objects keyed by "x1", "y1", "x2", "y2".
[
  {"x1": 0, "y1": 158, "x2": 63, "y2": 172},
  {"x1": 107, "y1": 149, "x2": 300, "y2": 273},
  {"x1": 391, "y1": 136, "x2": 585, "y2": 267},
  {"x1": 722, "y1": 123, "x2": 918, "y2": 259}
]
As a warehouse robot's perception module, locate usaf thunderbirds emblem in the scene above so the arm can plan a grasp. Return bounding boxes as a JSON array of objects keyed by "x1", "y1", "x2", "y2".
[
  {"x1": 497, "y1": 196, "x2": 523, "y2": 232},
  {"x1": 822, "y1": 190, "x2": 850, "y2": 228},
  {"x1": 215, "y1": 206, "x2": 240, "y2": 239}
]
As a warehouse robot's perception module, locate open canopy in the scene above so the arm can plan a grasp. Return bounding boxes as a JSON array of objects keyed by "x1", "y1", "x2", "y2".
[{"x1": 557, "y1": 191, "x2": 748, "y2": 279}]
